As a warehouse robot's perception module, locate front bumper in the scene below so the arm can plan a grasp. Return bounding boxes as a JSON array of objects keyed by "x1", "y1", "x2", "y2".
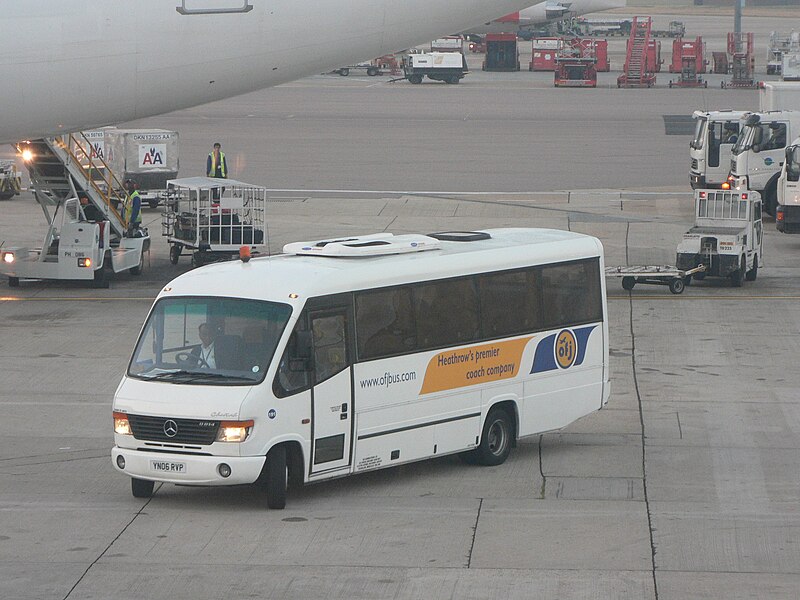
[
  {"x1": 677, "y1": 252, "x2": 740, "y2": 277},
  {"x1": 777, "y1": 204, "x2": 800, "y2": 233},
  {"x1": 112, "y1": 447, "x2": 265, "y2": 486}
]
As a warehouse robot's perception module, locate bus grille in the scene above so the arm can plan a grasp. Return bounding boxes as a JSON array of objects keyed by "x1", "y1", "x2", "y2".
[
  {"x1": 691, "y1": 158, "x2": 698, "y2": 171},
  {"x1": 127, "y1": 414, "x2": 219, "y2": 445}
]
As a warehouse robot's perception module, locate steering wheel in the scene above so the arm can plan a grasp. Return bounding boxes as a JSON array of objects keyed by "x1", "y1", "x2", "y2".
[{"x1": 175, "y1": 351, "x2": 209, "y2": 369}]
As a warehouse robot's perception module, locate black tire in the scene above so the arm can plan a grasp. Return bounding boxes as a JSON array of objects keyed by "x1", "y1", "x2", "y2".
[
  {"x1": 263, "y1": 445, "x2": 287, "y2": 509},
  {"x1": 92, "y1": 267, "x2": 109, "y2": 289},
  {"x1": 367, "y1": 67, "x2": 379, "y2": 76},
  {"x1": 669, "y1": 278, "x2": 685, "y2": 294},
  {"x1": 731, "y1": 256, "x2": 745, "y2": 287},
  {"x1": 449, "y1": 75, "x2": 460, "y2": 84},
  {"x1": 622, "y1": 276, "x2": 635, "y2": 291},
  {"x1": 408, "y1": 74, "x2": 423, "y2": 84},
  {"x1": 475, "y1": 408, "x2": 513, "y2": 466},
  {"x1": 191, "y1": 252, "x2": 205, "y2": 268},
  {"x1": 694, "y1": 271, "x2": 706, "y2": 281},
  {"x1": 169, "y1": 244, "x2": 181, "y2": 265},
  {"x1": 131, "y1": 478, "x2": 154, "y2": 498},
  {"x1": 8, "y1": 276, "x2": 19, "y2": 288},
  {"x1": 763, "y1": 176, "x2": 779, "y2": 217},
  {"x1": 0, "y1": 192, "x2": 15, "y2": 201},
  {"x1": 148, "y1": 199, "x2": 159, "y2": 209},
  {"x1": 338, "y1": 68, "x2": 349, "y2": 76},
  {"x1": 746, "y1": 255, "x2": 758, "y2": 281}
]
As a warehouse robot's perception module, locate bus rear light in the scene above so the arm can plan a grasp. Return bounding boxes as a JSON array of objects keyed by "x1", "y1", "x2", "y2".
[
  {"x1": 1, "y1": 251, "x2": 14, "y2": 264},
  {"x1": 721, "y1": 181, "x2": 731, "y2": 190},
  {"x1": 216, "y1": 420, "x2": 254, "y2": 443},
  {"x1": 113, "y1": 411, "x2": 132, "y2": 435},
  {"x1": 78, "y1": 257, "x2": 92, "y2": 268}
]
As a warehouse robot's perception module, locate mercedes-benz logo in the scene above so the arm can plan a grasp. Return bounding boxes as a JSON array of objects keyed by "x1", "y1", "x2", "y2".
[{"x1": 163, "y1": 419, "x2": 178, "y2": 438}]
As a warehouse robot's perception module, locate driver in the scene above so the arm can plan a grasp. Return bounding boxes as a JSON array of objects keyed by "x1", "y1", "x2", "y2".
[{"x1": 192, "y1": 323, "x2": 217, "y2": 368}]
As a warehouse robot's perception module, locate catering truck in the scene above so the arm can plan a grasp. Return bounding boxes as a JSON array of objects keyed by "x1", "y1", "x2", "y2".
[
  {"x1": 776, "y1": 140, "x2": 800, "y2": 232},
  {"x1": 689, "y1": 110, "x2": 747, "y2": 189},
  {"x1": 112, "y1": 229, "x2": 610, "y2": 508}
]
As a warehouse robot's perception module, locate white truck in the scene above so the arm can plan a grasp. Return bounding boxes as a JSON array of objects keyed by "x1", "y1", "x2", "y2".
[
  {"x1": 676, "y1": 189, "x2": 762, "y2": 287},
  {"x1": 403, "y1": 52, "x2": 467, "y2": 84},
  {"x1": 689, "y1": 110, "x2": 747, "y2": 189},
  {"x1": 776, "y1": 139, "x2": 800, "y2": 232},
  {"x1": 759, "y1": 81, "x2": 800, "y2": 112},
  {"x1": 728, "y1": 111, "x2": 800, "y2": 215},
  {"x1": 0, "y1": 159, "x2": 22, "y2": 200}
]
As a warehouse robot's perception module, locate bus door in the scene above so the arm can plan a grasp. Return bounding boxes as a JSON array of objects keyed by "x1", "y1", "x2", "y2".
[{"x1": 309, "y1": 307, "x2": 353, "y2": 474}]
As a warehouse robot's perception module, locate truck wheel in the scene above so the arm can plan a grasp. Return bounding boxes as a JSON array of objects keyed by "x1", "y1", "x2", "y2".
[
  {"x1": 408, "y1": 75, "x2": 423, "y2": 84},
  {"x1": 447, "y1": 75, "x2": 460, "y2": 84},
  {"x1": 763, "y1": 175, "x2": 779, "y2": 217},
  {"x1": 474, "y1": 407, "x2": 513, "y2": 466},
  {"x1": 367, "y1": 67, "x2": 379, "y2": 76},
  {"x1": 169, "y1": 244, "x2": 181, "y2": 265},
  {"x1": 338, "y1": 68, "x2": 349, "y2": 76},
  {"x1": 745, "y1": 255, "x2": 758, "y2": 281},
  {"x1": 148, "y1": 199, "x2": 159, "y2": 209},
  {"x1": 92, "y1": 267, "x2": 109, "y2": 289},
  {"x1": 131, "y1": 478, "x2": 154, "y2": 498},
  {"x1": 731, "y1": 256, "x2": 745, "y2": 287},
  {"x1": 8, "y1": 276, "x2": 19, "y2": 288},
  {"x1": 669, "y1": 278, "x2": 685, "y2": 294},
  {"x1": 261, "y1": 446, "x2": 287, "y2": 509},
  {"x1": 622, "y1": 276, "x2": 635, "y2": 291}
]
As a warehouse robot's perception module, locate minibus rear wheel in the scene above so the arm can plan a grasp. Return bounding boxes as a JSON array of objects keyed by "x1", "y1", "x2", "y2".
[
  {"x1": 262, "y1": 446, "x2": 288, "y2": 509},
  {"x1": 475, "y1": 408, "x2": 513, "y2": 466}
]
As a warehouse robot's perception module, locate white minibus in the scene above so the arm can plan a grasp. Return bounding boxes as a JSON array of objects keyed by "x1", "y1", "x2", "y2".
[{"x1": 112, "y1": 228, "x2": 610, "y2": 508}]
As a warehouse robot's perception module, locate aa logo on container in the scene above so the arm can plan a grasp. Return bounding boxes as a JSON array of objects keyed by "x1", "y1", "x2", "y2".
[{"x1": 138, "y1": 144, "x2": 166, "y2": 168}]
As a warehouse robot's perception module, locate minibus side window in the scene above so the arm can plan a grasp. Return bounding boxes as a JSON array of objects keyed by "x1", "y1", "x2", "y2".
[
  {"x1": 413, "y1": 277, "x2": 479, "y2": 350},
  {"x1": 478, "y1": 269, "x2": 542, "y2": 337},
  {"x1": 540, "y1": 259, "x2": 603, "y2": 328},
  {"x1": 312, "y1": 313, "x2": 348, "y2": 383},
  {"x1": 356, "y1": 287, "x2": 416, "y2": 360},
  {"x1": 274, "y1": 328, "x2": 312, "y2": 398}
]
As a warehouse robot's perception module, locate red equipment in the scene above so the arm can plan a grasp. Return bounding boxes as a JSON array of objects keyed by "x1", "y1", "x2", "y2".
[
  {"x1": 669, "y1": 37, "x2": 706, "y2": 73},
  {"x1": 712, "y1": 51, "x2": 729, "y2": 74},
  {"x1": 617, "y1": 16, "x2": 658, "y2": 88},
  {"x1": 374, "y1": 55, "x2": 401, "y2": 76},
  {"x1": 722, "y1": 32, "x2": 757, "y2": 89},
  {"x1": 554, "y1": 39, "x2": 598, "y2": 87},
  {"x1": 482, "y1": 33, "x2": 520, "y2": 72},
  {"x1": 530, "y1": 38, "x2": 562, "y2": 71}
]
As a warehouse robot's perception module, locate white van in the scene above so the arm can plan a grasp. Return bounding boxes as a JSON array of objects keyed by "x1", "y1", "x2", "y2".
[{"x1": 112, "y1": 228, "x2": 610, "y2": 508}]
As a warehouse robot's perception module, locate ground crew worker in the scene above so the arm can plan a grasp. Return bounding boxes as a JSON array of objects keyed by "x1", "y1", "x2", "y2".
[
  {"x1": 124, "y1": 179, "x2": 142, "y2": 237},
  {"x1": 207, "y1": 143, "x2": 227, "y2": 179}
]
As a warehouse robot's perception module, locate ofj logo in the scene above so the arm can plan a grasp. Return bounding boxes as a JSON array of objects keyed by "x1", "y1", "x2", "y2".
[
  {"x1": 530, "y1": 326, "x2": 596, "y2": 374},
  {"x1": 555, "y1": 329, "x2": 577, "y2": 369}
]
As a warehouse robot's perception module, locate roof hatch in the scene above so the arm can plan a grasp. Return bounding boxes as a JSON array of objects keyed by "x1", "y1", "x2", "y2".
[{"x1": 283, "y1": 233, "x2": 442, "y2": 257}]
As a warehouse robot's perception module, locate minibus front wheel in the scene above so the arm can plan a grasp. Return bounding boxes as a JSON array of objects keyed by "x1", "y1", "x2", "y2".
[
  {"x1": 259, "y1": 445, "x2": 288, "y2": 509},
  {"x1": 131, "y1": 477, "x2": 154, "y2": 498}
]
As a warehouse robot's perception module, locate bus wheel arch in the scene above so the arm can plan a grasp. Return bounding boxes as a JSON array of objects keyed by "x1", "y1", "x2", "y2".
[{"x1": 476, "y1": 401, "x2": 517, "y2": 466}]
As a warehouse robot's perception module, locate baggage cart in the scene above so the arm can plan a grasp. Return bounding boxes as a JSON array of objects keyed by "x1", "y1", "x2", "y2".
[
  {"x1": 161, "y1": 177, "x2": 267, "y2": 266},
  {"x1": 605, "y1": 265, "x2": 706, "y2": 294}
]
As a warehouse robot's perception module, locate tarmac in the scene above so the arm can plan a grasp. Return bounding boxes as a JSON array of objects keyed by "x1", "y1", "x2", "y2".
[{"x1": 1, "y1": 9, "x2": 800, "y2": 600}]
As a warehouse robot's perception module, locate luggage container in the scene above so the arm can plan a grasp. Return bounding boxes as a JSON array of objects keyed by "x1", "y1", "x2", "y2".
[
  {"x1": 161, "y1": 177, "x2": 267, "y2": 266},
  {"x1": 530, "y1": 38, "x2": 561, "y2": 71},
  {"x1": 482, "y1": 34, "x2": 520, "y2": 72},
  {"x1": 104, "y1": 129, "x2": 180, "y2": 208}
]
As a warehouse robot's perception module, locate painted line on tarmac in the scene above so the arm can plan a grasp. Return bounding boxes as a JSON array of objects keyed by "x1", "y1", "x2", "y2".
[
  {"x1": 608, "y1": 295, "x2": 800, "y2": 300},
  {"x1": 266, "y1": 188, "x2": 688, "y2": 197}
]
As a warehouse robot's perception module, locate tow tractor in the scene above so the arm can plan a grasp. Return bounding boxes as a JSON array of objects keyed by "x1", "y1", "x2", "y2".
[
  {"x1": 1, "y1": 135, "x2": 149, "y2": 288},
  {"x1": 0, "y1": 159, "x2": 22, "y2": 200},
  {"x1": 676, "y1": 189, "x2": 763, "y2": 286}
]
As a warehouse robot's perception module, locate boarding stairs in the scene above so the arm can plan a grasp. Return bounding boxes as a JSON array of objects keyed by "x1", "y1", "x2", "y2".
[
  {"x1": 617, "y1": 16, "x2": 655, "y2": 88},
  {"x1": 22, "y1": 135, "x2": 129, "y2": 238}
]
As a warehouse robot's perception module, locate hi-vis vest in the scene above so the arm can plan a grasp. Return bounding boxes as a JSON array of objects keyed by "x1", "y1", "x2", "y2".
[
  {"x1": 208, "y1": 151, "x2": 227, "y2": 178},
  {"x1": 126, "y1": 190, "x2": 142, "y2": 224}
]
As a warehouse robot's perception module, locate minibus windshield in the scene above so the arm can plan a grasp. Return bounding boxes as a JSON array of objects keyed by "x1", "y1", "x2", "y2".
[{"x1": 128, "y1": 297, "x2": 292, "y2": 385}]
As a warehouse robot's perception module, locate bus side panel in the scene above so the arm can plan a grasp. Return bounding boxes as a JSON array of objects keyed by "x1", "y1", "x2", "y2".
[
  {"x1": 519, "y1": 324, "x2": 605, "y2": 437},
  {"x1": 353, "y1": 422, "x2": 435, "y2": 473}
]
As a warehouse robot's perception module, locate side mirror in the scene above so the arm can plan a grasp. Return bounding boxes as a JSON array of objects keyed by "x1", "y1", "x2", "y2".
[{"x1": 752, "y1": 143, "x2": 761, "y2": 153}]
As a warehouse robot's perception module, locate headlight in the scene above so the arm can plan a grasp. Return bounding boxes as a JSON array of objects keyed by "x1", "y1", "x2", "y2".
[
  {"x1": 2, "y1": 252, "x2": 14, "y2": 264},
  {"x1": 113, "y1": 411, "x2": 132, "y2": 435},
  {"x1": 216, "y1": 420, "x2": 254, "y2": 443}
]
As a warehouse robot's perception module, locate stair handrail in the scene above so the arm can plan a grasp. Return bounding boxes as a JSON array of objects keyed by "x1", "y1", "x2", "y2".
[{"x1": 55, "y1": 134, "x2": 128, "y2": 228}]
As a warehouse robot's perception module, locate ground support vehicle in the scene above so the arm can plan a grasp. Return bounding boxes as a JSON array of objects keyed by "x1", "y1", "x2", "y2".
[
  {"x1": 690, "y1": 110, "x2": 747, "y2": 189},
  {"x1": 161, "y1": 177, "x2": 266, "y2": 266},
  {"x1": 0, "y1": 159, "x2": 22, "y2": 200},
  {"x1": 112, "y1": 228, "x2": 610, "y2": 508},
  {"x1": 430, "y1": 37, "x2": 464, "y2": 53},
  {"x1": 403, "y1": 52, "x2": 467, "y2": 84},
  {"x1": 676, "y1": 189, "x2": 763, "y2": 287},
  {"x1": 669, "y1": 56, "x2": 707, "y2": 88},
  {"x1": 101, "y1": 129, "x2": 180, "y2": 209},
  {"x1": 1, "y1": 135, "x2": 149, "y2": 288},
  {"x1": 652, "y1": 21, "x2": 685, "y2": 39},
  {"x1": 554, "y1": 40, "x2": 597, "y2": 88},
  {"x1": 617, "y1": 17, "x2": 657, "y2": 88},
  {"x1": 482, "y1": 34, "x2": 520, "y2": 72},
  {"x1": 729, "y1": 111, "x2": 800, "y2": 215},
  {"x1": 333, "y1": 63, "x2": 383, "y2": 77},
  {"x1": 605, "y1": 265, "x2": 705, "y2": 294},
  {"x1": 722, "y1": 32, "x2": 757, "y2": 89},
  {"x1": 573, "y1": 18, "x2": 631, "y2": 38},
  {"x1": 669, "y1": 37, "x2": 706, "y2": 74},
  {"x1": 530, "y1": 38, "x2": 561, "y2": 71},
  {"x1": 759, "y1": 82, "x2": 800, "y2": 112},
  {"x1": 776, "y1": 142, "x2": 800, "y2": 232},
  {"x1": 767, "y1": 31, "x2": 793, "y2": 76}
]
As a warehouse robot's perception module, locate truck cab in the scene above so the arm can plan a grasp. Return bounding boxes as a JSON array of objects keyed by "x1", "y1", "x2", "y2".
[
  {"x1": 776, "y1": 141, "x2": 800, "y2": 232},
  {"x1": 729, "y1": 111, "x2": 800, "y2": 214},
  {"x1": 676, "y1": 189, "x2": 762, "y2": 286},
  {"x1": 690, "y1": 110, "x2": 747, "y2": 189}
]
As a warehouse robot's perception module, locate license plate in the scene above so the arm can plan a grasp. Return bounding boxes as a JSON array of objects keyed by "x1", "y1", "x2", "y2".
[{"x1": 150, "y1": 460, "x2": 186, "y2": 473}]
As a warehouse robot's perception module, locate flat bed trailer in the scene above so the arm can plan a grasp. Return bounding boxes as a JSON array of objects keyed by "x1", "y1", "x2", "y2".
[{"x1": 605, "y1": 264, "x2": 706, "y2": 294}]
